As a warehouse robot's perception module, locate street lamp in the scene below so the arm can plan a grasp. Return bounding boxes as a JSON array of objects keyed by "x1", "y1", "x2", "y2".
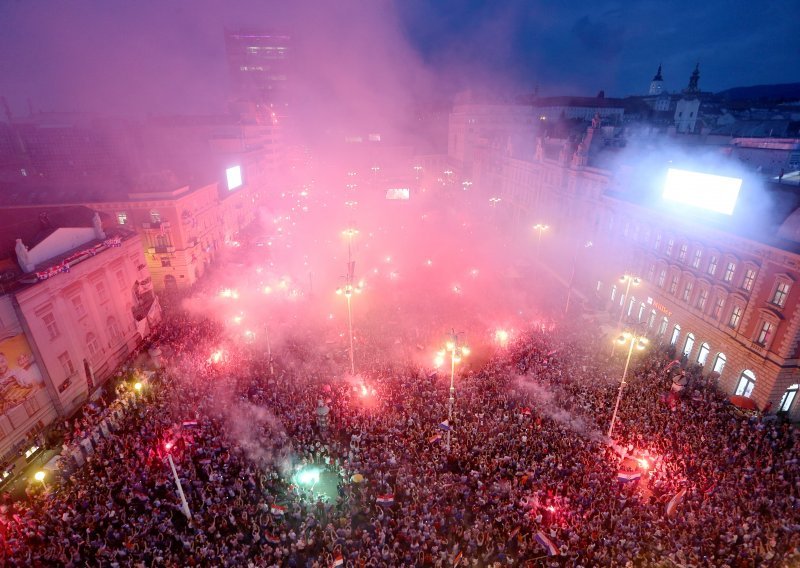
[
  {"x1": 564, "y1": 240, "x2": 594, "y2": 314},
  {"x1": 342, "y1": 228, "x2": 359, "y2": 261},
  {"x1": 34, "y1": 470, "x2": 47, "y2": 491},
  {"x1": 336, "y1": 279, "x2": 362, "y2": 375},
  {"x1": 607, "y1": 331, "x2": 649, "y2": 439},
  {"x1": 438, "y1": 329, "x2": 469, "y2": 452},
  {"x1": 164, "y1": 441, "x2": 192, "y2": 520},
  {"x1": 533, "y1": 224, "x2": 549, "y2": 260}
]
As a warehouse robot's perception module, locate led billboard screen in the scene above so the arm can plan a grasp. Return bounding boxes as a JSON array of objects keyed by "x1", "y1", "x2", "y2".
[
  {"x1": 385, "y1": 188, "x2": 410, "y2": 200},
  {"x1": 662, "y1": 168, "x2": 741, "y2": 215},
  {"x1": 226, "y1": 165, "x2": 243, "y2": 191}
]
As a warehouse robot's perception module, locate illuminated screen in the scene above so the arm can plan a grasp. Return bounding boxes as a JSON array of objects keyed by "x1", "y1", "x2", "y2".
[
  {"x1": 385, "y1": 188, "x2": 410, "y2": 200},
  {"x1": 662, "y1": 168, "x2": 741, "y2": 215},
  {"x1": 226, "y1": 166, "x2": 242, "y2": 191}
]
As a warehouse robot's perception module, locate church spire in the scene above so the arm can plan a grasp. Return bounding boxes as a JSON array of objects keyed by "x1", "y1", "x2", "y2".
[
  {"x1": 649, "y1": 63, "x2": 664, "y2": 95},
  {"x1": 684, "y1": 62, "x2": 700, "y2": 94},
  {"x1": 652, "y1": 63, "x2": 663, "y2": 82}
]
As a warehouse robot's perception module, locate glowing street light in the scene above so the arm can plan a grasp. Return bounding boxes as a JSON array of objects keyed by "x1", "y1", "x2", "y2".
[
  {"x1": 164, "y1": 443, "x2": 192, "y2": 520},
  {"x1": 611, "y1": 273, "x2": 641, "y2": 356},
  {"x1": 336, "y1": 278, "x2": 363, "y2": 375},
  {"x1": 495, "y1": 329, "x2": 510, "y2": 348},
  {"x1": 134, "y1": 382, "x2": 143, "y2": 392},
  {"x1": 442, "y1": 329, "x2": 469, "y2": 452},
  {"x1": 607, "y1": 331, "x2": 649, "y2": 439},
  {"x1": 34, "y1": 470, "x2": 47, "y2": 490},
  {"x1": 342, "y1": 228, "x2": 359, "y2": 260},
  {"x1": 533, "y1": 223, "x2": 549, "y2": 259}
]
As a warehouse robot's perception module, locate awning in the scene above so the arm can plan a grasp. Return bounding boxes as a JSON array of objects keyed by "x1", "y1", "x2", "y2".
[{"x1": 729, "y1": 395, "x2": 759, "y2": 412}]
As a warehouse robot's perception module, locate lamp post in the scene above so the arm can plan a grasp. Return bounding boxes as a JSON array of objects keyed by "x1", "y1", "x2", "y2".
[
  {"x1": 564, "y1": 240, "x2": 593, "y2": 314},
  {"x1": 165, "y1": 442, "x2": 192, "y2": 520},
  {"x1": 607, "y1": 331, "x2": 649, "y2": 439},
  {"x1": 611, "y1": 273, "x2": 641, "y2": 355},
  {"x1": 336, "y1": 278, "x2": 362, "y2": 375},
  {"x1": 34, "y1": 470, "x2": 47, "y2": 491},
  {"x1": 533, "y1": 224, "x2": 549, "y2": 260},
  {"x1": 438, "y1": 329, "x2": 469, "y2": 452},
  {"x1": 342, "y1": 228, "x2": 359, "y2": 262}
]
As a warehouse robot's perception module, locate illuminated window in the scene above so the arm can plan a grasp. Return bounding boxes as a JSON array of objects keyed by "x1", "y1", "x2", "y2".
[
  {"x1": 638, "y1": 302, "x2": 646, "y2": 321},
  {"x1": 666, "y1": 238, "x2": 674, "y2": 256},
  {"x1": 779, "y1": 384, "x2": 798, "y2": 413},
  {"x1": 683, "y1": 333, "x2": 695, "y2": 357},
  {"x1": 58, "y1": 352, "x2": 75, "y2": 377},
  {"x1": 610, "y1": 285, "x2": 616, "y2": 302},
  {"x1": 728, "y1": 305, "x2": 742, "y2": 329},
  {"x1": 735, "y1": 370, "x2": 756, "y2": 397},
  {"x1": 691, "y1": 249, "x2": 702, "y2": 269},
  {"x1": 712, "y1": 296, "x2": 725, "y2": 319},
  {"x1": 86, "y1": 333, "x2": 100, "y2": 357},
  {"x1": 95, "y1": 281, "x2": 108, "y2": 303},
  {"x1": 658, "y1": 317, "x2": 668, "y2": 336},
  {"x1": 707, "y1": 256, "x2": 718, "y2": 276},
  {"x1": 656, "y1": 269, "x2": 666, "y2": 288},
  {"x1": 697, "y1": 342, "x2": 710, "y2": 365},
  {"x1": 742, "y1": 269, "x2": 756, "y2": 292},
  {"x1": 648, "y1": 310, "x2": 657, "y2": 328},
  {"x1": 116, "y1": 270, "x2": 126, "y2": 291},
  {"x1": 670, "y1": 324, "x2": 681, "y2": 345},
  {"x1": 150, "y1": 210, "x2": 161, "y2": 223},
  {"x1": 712, "y1": 353, "x2": 726, "y2": 374},
  {"x1": 682, "y1": 281, "x2": 693, "y2": 302},
  {"x1": 117, "y1": 212, "x2": 128, "y2": 225},
  {"x1": 669, "y1": 274, "x2": 679, "y2": 295},
  {"x1": 678, "y1": 244, "x2": 688, "y2": 262},
  {"x1": 696, "y1": 289, "x2": 708, "y2": 311},
  {"x1": 723, "y1": 262, "x2": 736, "y2": 283},
  {"x1": 42, "y1": 313, "x2": 59, "y2": 340},
  {"x1": 756, "y1": 321, "x2": 774, "y2": 347},
  {"x1": 771, "y1": 281, "x2": 791, "y2": 307}
]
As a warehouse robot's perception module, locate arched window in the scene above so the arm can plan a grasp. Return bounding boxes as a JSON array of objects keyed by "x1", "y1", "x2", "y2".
[
  {"x1": 86, "y1": 333, "x2": 100, "y2": 357},
  {"x1": 712, "y1": 353, "x2": 726, "y2": 374},
  {"x1": 658, "y1": 317, "x2": 668, "y2": 336},
  {"x1": 670, "y1": 324, "x2": 681, "y2": 346},
  {"x1": 647, "y1": 310, "x2": 657, "y2": 329},
  {"x1": 697, "y1": 342, "x2": 710, "y2": 366},
  {"x1": 610, "y1": 285, "x2": 617, "y2": 302},
  {"x1": 735, "y1": 370, "x2": 756, "y2": 397},
  {"x1": 682, "y1": 333, "x2": 695, "y2": 357},
  {"x1": 779, "y1": 385, "x2": 799, "y2": 413},
  {"x1": 107, "y1": 316, "x2": 121, "y2": 340}
]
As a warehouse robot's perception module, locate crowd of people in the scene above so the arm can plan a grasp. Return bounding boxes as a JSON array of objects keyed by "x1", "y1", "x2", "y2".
[{"x1": 0, "y1": 302, "x2": 798, "y2": 567}]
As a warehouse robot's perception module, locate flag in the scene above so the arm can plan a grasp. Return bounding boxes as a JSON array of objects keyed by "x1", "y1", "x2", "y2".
[
  {"x1": 535, "y1": 531, "x2": 560, "y2": 556},
  {"x1": 270, "y1": 504, "x2": 286, "y2": 516},
  {"x1": 453, "y1": 550, "x2": 463, "y2": 566},
  {"x1": 265, "y1": 532, "x2": 280, "y2": 545},
  {"x1": 331, "y1": 552, "x2": 344, "y2": 567},
  {"x1": 428, "y1": 433, "x2": 442, "y2": 444},
  {"x1": 547, "y1": 349, "x2": 558, "y2": 356},
  {"x1": 617, "y1": 471, "x2": 642, "y2": 483},
  {"x1": 520, "y1": 407, "x2": 531, "y2": 416},
  {"x1": 665, "y1": 488, "x2": 687, "y2": 518},
  {"x1": 376, "y1": 494, "x2": 394, "y2": 506},
  {"x1": 438, "y1": 420, "x2": 451, "y2": 431},
  {"x1": 182, "y1": 421, "x2": 198, "y2": 428}
]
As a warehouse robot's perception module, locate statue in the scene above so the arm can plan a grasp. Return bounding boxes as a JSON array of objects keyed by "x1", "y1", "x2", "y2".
[
  {"x1": 15, "y1": 239, "x2": 34, "y2": 272},
  {"x1": 92, "y1": 212, "x2": 106, "y2": 239}
]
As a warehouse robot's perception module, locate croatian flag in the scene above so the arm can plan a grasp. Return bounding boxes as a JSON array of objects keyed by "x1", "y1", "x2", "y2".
[
  {"x1": 438, "y1": 420, "x2": 451, "y2": 431},
  {"x1": 665, "y1": 488, "x2": 687, "y2": 518},
  {"x1": 270, "y1": 504, "x2": 286, "y2": 516},
  {"x1": 376, "y1": 494, "x2": 394, "y2": 506},
  {"x1": 182, "y1": 421, "x2": 198, "y2": 428},
  {"x1": 428, "y1": 433, "x2": 442, "y2": 444},
  {"x1": 265, "y1": 532, "x2": 280, "y2": 545},
  {"x1": 617, "y1": 471, "x2": 642, "y2": 483},
  {"x1": 331, "y1": 552, "x2": 344, "y2": 567},
  {"x1": 534, "y1": 531, "x2": 560, "y2": 556}
]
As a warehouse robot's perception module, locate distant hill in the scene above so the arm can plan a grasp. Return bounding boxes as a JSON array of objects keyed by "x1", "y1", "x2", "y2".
[{"x1": 716, "y1": 83, "x2": 800, "y2": 103}]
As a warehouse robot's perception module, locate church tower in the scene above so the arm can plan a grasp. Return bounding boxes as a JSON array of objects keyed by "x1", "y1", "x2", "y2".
[
  {"x1": 649, "y1": 64, "x2": 664, "y2": 95},
  {"x1": 684, "y1": 63, "x2": 700, "y2": 95}
]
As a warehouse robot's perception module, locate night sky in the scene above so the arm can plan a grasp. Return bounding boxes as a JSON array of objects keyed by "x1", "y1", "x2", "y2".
[{"x1": 0, "y1": 0, "x2": 798, "y2": 117}]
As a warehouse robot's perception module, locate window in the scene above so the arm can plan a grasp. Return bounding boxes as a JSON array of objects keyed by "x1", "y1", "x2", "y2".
[
  {"x1": 682, "y1": 281, "x2": 693, "y2": 302},
  {"x1": 658, "y1": 317, "x2": 668, "y2": 336},
  {"x1": 654, "y1": 233, "x2": 662, "y2": 251},
  {"x1": 691, "y1": 249, "x2": 702, "y2": 269},
  {"x1": 71, "y1": 296, "x2": 86, "y2": 318},
  {"x1": 696, "y1": 289, "x2": 708, "y2": 311},
  {"x1": 86, "y1": 333, "x2": 100, "y2": 357},
  {"x1": 658, "y1": 269, "x2": 667, "y2": 288},
  {"x1": 58, "y1": 352, "x2": 75, "y2": 377},
  {"x1": 150, "y1": 209, "x2": 161, "y2": 223},
  {"x1": 42, "y1": 313, "x2": 59, "y2": 340},
  {"x1": 697, "y1": 343, "x2": 710, "y2": 365},
  {"x1": 647, "y1": 264, "x2": 655, "y2": 282},
  {"x1": 683, "y1": 333, "x2": 695, "y2": 357},
  {"x1": 678, "y1": 244, "x2": 688, "y2": 263},
  {"x1": 670, "y1": 324, "x2": 681, "y2": 346},
  {"x1": 723, "y1": 262, "x2": 736, "y2": 283},
  {"x1": 707, "y1": 256, "x2": 718, "y2": 276},
  {"x1": 666, "y1": 238, "x2": 674, "y2": 256},
  {"x1": 712, "y1": 296, "x2": 725, "y2": 319},
  {"x1": 95, "y1": 281, "x2": 108, "y2": 303},
  {"x1": 742, "y1": 269, "x2": 756, "y2": 292},
  {"x1": 756, "y1": 321, "x2": 774, "y2": 347},
  {"x1": 116, "y1": 212, "x2": 128, "y2": 225},
  {"x1": 735, "y1": 370, "x2": 756, "y2": 398},
  {"x1": 161, "y1": 258, "x2": 172, "y2": 267},
  {"x1": 107, "y1": 317, "x2": 122, "y2": 340},
  {"x1": 669, "y1": 274, "x2": 679, "y2": 295},
  {"x1": 712, "y1": 353, "x2": 726, "y2": 374},
  {"x1": 647, "y1": 310, "x2": 657, "y2": 328},
  {"x1": 772, "y1": 281, "x2": 791, "y2": 307},
  {"x1": 116, "y1": 270, "x2": 126, "y2": 291},
  {"x1": 779, "y1": 384, "x2": 798, "y2": 413},
  {"x1": 638, "y1": 302, "x2": 646, "y2": 321},
  {"x1": 610, "y1": 285, "x2": 617, "y2": 302},
  {"x1": 728, "y1": 305, "x2": 742, "y2": 329},
  {"x1": 627, "y1": 297, "x2": 636, "y2": 317}
]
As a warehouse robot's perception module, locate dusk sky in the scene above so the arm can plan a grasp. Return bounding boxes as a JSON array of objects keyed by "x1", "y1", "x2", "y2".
[{"x1": 0, "y1": 0, "x2": 798, "y2": 117}]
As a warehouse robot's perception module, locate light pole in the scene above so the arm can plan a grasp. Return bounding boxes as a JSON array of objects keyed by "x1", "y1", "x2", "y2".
[
  {"x1": 564, "y1": 240, "x2": 593, "y2": 314},
  {"x1": 336, "y1": 277, "x2": 362, "y2": 375},
  {"x1": 165, "y1": 442, "x2": 192, "y2": 520},
  {"x1": 264, "y1": 322, "x2": 274, "y2": 376},
  {"x1": 534, "y1": 224, "x2": 549, "y2": 260},
  {"x1": 612, "y1": 273, "x2": 641, "y2": 354},
  {"x1": 342, "y1": 228, "x2": 359, "y2": 262},
  {"x1": 607, "y1": 331, "x2": 648, "y2": 439},
  {"x1": 34, "y1": 470, "x2": 47, "y2": 491},
  {"x1": 437, "y1": 329, "x2": 469, "y2": 452}
]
